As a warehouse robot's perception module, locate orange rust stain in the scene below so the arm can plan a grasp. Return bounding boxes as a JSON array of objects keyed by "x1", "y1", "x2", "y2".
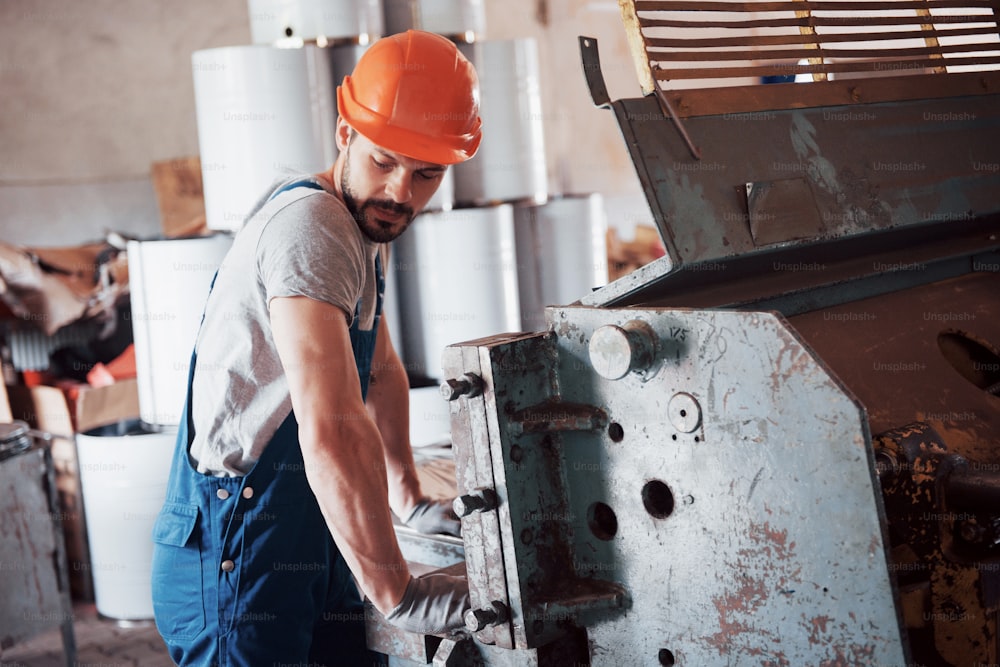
[{"x1": 809, "y1": 615, "x2": 833, "y2": 645}]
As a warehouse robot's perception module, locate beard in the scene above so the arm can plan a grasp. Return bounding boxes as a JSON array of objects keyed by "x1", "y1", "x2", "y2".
[{"x1": 341, "y1": 143, "x2": 416, "y2": 243}]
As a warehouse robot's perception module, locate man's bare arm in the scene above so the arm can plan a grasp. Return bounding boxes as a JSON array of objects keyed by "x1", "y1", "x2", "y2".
[{"x1": 270, "y1": 295, "x2": 409, "y2": 614}]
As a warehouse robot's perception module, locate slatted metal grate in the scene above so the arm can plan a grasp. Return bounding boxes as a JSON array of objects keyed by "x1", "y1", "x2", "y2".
[{"x1": 618, "y1": 0, "x2": 1000, "y2": 114}]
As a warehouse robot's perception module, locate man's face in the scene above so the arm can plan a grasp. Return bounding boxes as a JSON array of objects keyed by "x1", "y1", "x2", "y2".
[{"x1": 339, "y1": 128, "x2": 447, "y2": 243}]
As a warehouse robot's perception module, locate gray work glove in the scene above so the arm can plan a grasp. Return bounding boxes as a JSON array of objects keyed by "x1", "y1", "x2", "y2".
[
  {"x1": 404, "y1": 497, "x2": 462, "y2": 537},
  {"x1": 384, "y1": 572, "x2": 470, "y2": 635}
]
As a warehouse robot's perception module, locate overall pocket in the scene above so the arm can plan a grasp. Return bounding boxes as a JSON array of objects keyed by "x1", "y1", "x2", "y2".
[{"x1": 151, "y1": 502, "x2": 206, "y2": 640}]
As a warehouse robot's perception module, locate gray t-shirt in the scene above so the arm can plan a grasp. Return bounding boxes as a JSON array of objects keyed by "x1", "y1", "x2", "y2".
[{"x1": 188, "y1": 175, "x2": 382, "y2": 476}]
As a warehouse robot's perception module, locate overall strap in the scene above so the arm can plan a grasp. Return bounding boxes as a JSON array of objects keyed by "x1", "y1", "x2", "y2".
[{"x1": 269, "y1": 178, "x2": 324, "y2": 200}]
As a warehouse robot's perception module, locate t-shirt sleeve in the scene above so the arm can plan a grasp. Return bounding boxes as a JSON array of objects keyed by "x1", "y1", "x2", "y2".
[{"x1": 255, "y1": 194, "x2": 365, "y2": 325}]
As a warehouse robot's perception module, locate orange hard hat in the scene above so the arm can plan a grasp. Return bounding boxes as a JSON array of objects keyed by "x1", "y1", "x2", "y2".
[{"x1": 337, "y1": 30, "x2": 482, "y2": 165}]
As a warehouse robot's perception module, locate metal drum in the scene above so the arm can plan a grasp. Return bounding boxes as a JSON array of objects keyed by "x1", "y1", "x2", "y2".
[
  {"x1": 382, "y1": 0, "x2": 485, "y2": 41},
  {"x1": 394, "y1": 205, "x2": 521, "y2": 380},
  {"x1": 76, "y1": 422, "x2": 176, "y2": 621},
  {"x1": 513, "y1": 194, "x2": 609, "y2": 332},
  {"x1": 192, "y1": 45, "x2": 337, "y2": 232},
  {"x1": 247, "y1": 0, "x2": 383, "y2": 45},
  {"x1": 127, "y1": 235, "x2": 232, "y2": 428},
  {"x1": 453, "y1": 39, "x2": 548, "y2": 206}
]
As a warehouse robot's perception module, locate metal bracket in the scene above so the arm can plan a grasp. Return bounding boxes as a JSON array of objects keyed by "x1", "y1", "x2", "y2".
[{"x1": 578, "y1": 36, "x2": 611, "y2": 108}]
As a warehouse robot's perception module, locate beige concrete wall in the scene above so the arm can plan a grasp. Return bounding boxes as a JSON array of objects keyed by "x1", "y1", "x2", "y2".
[{"x1": 0, "y1": 0, "x2": 650, "y2": 247}]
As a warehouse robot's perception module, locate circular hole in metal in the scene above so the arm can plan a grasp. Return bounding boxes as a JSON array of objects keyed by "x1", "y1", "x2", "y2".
[
  {"x1": 658, "y1": 648, "x2": 676, "y2": 666},
  {"x1": 694, "y1": 436, "x2": 700, "y2": 443},
  {"x1": 937, "y1": 330, "x2": 1000, "y2": 396},
  {"x1": 284, "y1": 26, "x2": 294, "y2": 37},
  {"x1": 608, "y1": 422, "x2": 624, "y2": 442},
  {"x1": 671, "y1": 434, "x2": 677, "y2": 441},
  {"x1": 679, "y1": 409, "x2": 687, "y2": 417},
  {"x1": 587, "y1": 502, "x2": 618, "y2": 541},
  {"x1": 642, "y1": 480, "x2": 675, "y2": 519}
]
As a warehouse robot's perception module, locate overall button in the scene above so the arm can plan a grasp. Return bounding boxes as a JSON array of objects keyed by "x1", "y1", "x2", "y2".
[
  {"x1": 221, "y1": 559, "x2": 235, "y2": 573},
  {"x1": 242, "y1": 486, "x2": 254, "y2": 499},
  {"x1": 216, "y1": 488, "x2": 230, "y2": 500}
]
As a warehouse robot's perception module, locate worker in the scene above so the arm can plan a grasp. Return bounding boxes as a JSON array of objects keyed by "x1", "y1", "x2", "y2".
[{"x1": 150, "y1": 30, "x2": 482, "y2": 666}]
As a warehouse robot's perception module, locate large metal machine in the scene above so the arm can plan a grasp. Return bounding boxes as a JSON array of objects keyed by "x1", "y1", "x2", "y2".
[{"x1": 368, "y1": 2, "x2": 1000, "y2": 663}]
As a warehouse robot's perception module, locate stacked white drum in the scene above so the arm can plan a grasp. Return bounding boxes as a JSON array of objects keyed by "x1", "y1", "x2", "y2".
[
  {"x1": 192, "y1": 44, "x2": 364, "y2": 232},
  {"x1": 247, "y1": 0, "x2": 384, "y2": 45},
  {"x1": 395, "y1": 205, "x2": 521, "y2": 379},
  {"x1": 383, "y1": 0, "x2": 486, "y2": 40},
  {"x1": 127, "y1": 235, "x2": 233, "y2": 426},
  {"x1": 514, "y1": 194, "x2": 609, "y2": 332},
  {"x1": 454, "y1": 39, "x2": 548, "y2": 207}
]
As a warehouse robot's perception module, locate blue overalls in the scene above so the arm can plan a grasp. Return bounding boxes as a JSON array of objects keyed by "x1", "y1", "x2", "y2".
[{"x1": 151, "y1": 180, "x2": 387, "y2": 666}]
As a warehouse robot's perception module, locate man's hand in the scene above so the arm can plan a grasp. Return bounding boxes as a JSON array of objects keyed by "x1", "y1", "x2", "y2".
[
  {"x1": 385, "y1": 572, "x2": 470, "y2": 635},
  {"x1": 404, "y1": 497, "x2": 462, "y2": 537}
]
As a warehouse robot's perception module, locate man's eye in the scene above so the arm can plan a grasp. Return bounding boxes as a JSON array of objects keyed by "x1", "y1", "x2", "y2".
[
  {"x1": 417, "y1": 171, "x2": 442, "y2": 181},
  {"x1": 373, "y1": 158, "x2": 392, "y2": 171}
]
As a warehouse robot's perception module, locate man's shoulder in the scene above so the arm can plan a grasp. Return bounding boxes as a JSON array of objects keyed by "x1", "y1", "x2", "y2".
[{"x1": 264, "y1": 187, "x2": 358, "y2": 238}]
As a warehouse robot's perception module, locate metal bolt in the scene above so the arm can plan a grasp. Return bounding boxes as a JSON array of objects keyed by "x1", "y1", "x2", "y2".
[
  {"x1": 589, "y1": 320, "x2": 657, "y2": 380},
  {"x1": 464, "y1": 601, "x2": 509, "y2": 632},
  {"x1": 453, "y1": 488, "x2": 498, "y2": 517},
  {"x1": 440, "y1": 373, "x2": 484, "y2": 401},
  {"x1": 960, "y1": 520, "x2": 986, "y2": 544}
]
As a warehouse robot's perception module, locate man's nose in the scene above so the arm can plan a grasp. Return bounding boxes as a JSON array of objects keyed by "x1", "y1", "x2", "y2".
[{"x1": 385, "y1": 169, "x2": 413, "y2": 204}]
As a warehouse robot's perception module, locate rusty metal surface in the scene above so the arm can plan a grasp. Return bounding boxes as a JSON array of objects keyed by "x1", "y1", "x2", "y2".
[
  {"x1": 789, "y1": 271, "x2": 1000, "y2": 456},
  {"x1": 874, "y1": 422, "x2": 998, "y2": 665},
  {"x1": 438, "y1": 308, "x2": 908, "y2": 665},
  {"x1": 1, "y1": 445, "x2": 76, "y2": 661}
]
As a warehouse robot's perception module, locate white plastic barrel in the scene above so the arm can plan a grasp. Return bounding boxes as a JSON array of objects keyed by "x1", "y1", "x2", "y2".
[
  {"x1": 394, "y1": 205, "x2": 521, "y2": 380},
  {"x1": 248, "y1": 0, "x2": 383, "y2": 45},
  {"x1": 514, "y1": 194, "x2": 609, "y2": 332},
  {"x1": 192, "y1": 45, "x2": 338, "y2": 232},
  {"x1": 382, "y1": 0, "x2": 485, "y2": 40},
  {"x1": 76, "y1": 424, "x2": 177, "y2": 621},
  {"x1": 127, "y1": 235, "x2": 233, "y2": 428},
  {"x1": 453, "y1": 39, "x2": 547, "y2": 206}
]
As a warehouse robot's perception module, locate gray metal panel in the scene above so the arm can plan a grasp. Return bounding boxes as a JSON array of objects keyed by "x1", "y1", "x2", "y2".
[
  {"x1": 582, "y1": 92, "x2": 1000, "y2": 308},
  {"x1": 548, "y1": 306, "x2": 907, "y2": 665},
  {"x1": 444, "y1": 306, "x2": 908, "y2": 665},
  {"x1": 1, "y1": 446, "x2": 75, "y2": 660}
]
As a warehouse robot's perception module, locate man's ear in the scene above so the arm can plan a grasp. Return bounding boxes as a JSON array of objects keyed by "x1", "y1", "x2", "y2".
[{"x1": 335, "y1": 118, "x2": 352, "y2": 152}]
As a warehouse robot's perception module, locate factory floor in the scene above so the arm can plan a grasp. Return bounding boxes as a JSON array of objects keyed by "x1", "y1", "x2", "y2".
[{"x1": 1, "y1": 602, "x2": 174, "y2": 666}]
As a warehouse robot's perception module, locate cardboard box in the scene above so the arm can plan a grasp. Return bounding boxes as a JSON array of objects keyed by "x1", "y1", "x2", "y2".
[
  {"x1": 151, "y1": 157, "x2": 209, "y2": 238},
  {"x1": 6, "y1": 379, "x2": 140, "y2": 601}
]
